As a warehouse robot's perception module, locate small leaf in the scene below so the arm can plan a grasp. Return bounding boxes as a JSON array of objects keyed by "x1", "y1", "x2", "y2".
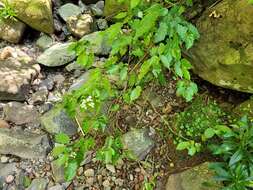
[
  {"x1": 229, "y1": 150, "x2": 243, "y2": 166},
  {"x1": 160, "y1": 55, "x2": 172, "y2": 69},
  {"x1": 114, "y1": 12, "x2": 128, "y2": 19},
  {"x1": 52, "y1": 145, "x2": 66, "y2": 157},
  {"x1": 55, "y1": 133, "x2": 70, "y2": 144},
  {"x1": 204, "y1": 128, "x2": 216, "y2": 139},
  {"x1": 65, "y1": 161, "x2": 78, "y2": 181},
  {"x1": 130, "y1": 0, "x2": 141, "y2": 9},
  {"x1": 154, "y1": 22, "x2": 168, "y2": 43},
  {"x1": 130, "y1": 86, "x2": 142, "y2": 102},
  {"x1": 176, "y1": 141, "x2": 190, "y2": 150}
]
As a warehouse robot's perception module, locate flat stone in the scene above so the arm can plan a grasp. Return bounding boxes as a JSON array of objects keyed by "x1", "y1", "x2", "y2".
[
  {"x1": 40, "y1": 107, "x2": 77, "y2": 136},
  {"x1": 48, "y1": 184, "x2": 64, "y2": 190},
  {"x1": 36, "y1": 34, "x2": 54, "y2": 50},
  {"x1": 0, "y1": 47, "x2": 40, "y2": 101},
  {"x1": 0, "y1": 19, "x2": 26, "y2": 43},
  {"x1": 3, "y1": 102, "x2": 39, "y2": 125},
  {"x1": 27, "y1": 178, "x2": 48, "y2": 190},
  {"x1": 166, "y1": 162, "x2": 222, "y2": 190},
  {"x1": 68, "y1": 71, "x2": 90, "y2": 92},
  {"x1": 0, "y1": 163, "x2": 17, "y2": 177},
  {"x1": 0, "y1": 128, "x2": 51, "y2": 159},
  {"x1": 122, "y1": 128, "x2": 155, "y2": 160},
  {"x1": 51, "y1": 160, "x2": 65, "y2": 183},
  {"x1": 58, "y1": 3, "x2": 82, "y2": 21},
  {"x1": 37, "y1": 43, "x2": 76, "y2": 67}
]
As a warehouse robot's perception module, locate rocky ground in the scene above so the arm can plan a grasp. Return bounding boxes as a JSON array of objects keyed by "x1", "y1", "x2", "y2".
[{"x1": 0, "y1": 0, "x2": 252, "y2": 190}]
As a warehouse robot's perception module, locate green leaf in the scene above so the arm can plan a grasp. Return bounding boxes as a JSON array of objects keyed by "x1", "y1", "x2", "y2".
[
  {"x1": 52, "y1": 145, "x2": 66, "y2": 157},
  {"x1": 55, "y1": 133, "x2": 70, "y2": 144},
  {"x1": 130, "y1": 86, "x2": 142, "y2": 102},
  {"x1": 160, "y1": 55, "x2": 172, "y2": 69},
  {"x1": 174, "y1": 61, "x2": 183, "y2": 77},
  {"x1": 130, "y1": 0, "x2": 141, "y2": 9},
  {"x1": 114, "y1": 12, "x2": 128, "y2": 19},
  {"x1": 229, "y1": 150, "x2": 243, "y2": 166},
  {"x1": 56, "y1": 154, "x2": 68, "y2": 166},
  {"x1": 120, "y1": 66, "x2": 128, "y2": 81},
  {"x1": 154, "y1": 22, "x2": 168, "y2": 43},
  {"x1": 204, "y1": 128, "x2": 216, "y2": 139},
  {"x1": 65, "y1": 161, "x2": 78, "y2": 181},
  {"x1": 176, "y1": 141, "x2": 190, "y2": 150}
]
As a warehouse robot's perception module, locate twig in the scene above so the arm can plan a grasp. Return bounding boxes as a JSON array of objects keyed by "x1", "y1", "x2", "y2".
[{"x1": 75, "y1": 116, "x2": 85, "y2": 137}]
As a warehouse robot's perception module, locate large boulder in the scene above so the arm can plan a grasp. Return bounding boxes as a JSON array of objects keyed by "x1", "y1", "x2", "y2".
[
  {"x1": 188, "y1": 0, "x2": 253, "y2": 93},
  {"x1": 0, "y1": 0, "x2": 54, "y2": 33}
]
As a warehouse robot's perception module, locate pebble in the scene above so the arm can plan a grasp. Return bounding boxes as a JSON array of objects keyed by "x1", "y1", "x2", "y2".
[
  {"x1": 86, "y1": 177, "x2": 94, "y2": 186},
  {"x1": 0, "y1": 156, "x2": 9, "y2": 163},
  {"x1": 97, "y1": 175, "x2": 103, "y2": 185},
  {"x1": 129, "y1": 174, "x2": 134, "y2": 181},
  {"x1": 102, "y1": 179, "x2": 111, "y2": 188},
  {"x1": 115, "y1": 178, "x2": 124, "y2": 186},
  {"x1": 77, "y1": 167, "x2": 84, "y2": 176},
  {"x1": 5, "y1": 175, "x2": 14, "y2": 184},
  {"x1": 84, "y1": 168, "x2": 95, "y2": 177},
  {"x1": 106, "y1": 164, "x2": 116, "y2": 173}
]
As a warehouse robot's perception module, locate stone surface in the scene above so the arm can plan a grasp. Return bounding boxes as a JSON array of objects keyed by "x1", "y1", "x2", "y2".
[
  {"x1": 0, "y1": 163, "x2": 17, "y2": 177},
  {"x1": 166, "y1": 162, "x2": 221, "y2": 190},
  {"x1": 0, "y1": 0, "x2": 54, "y2": 33},
  {"x1": 233, "y1": 98, "x2": 253, "y2": 118},
  {"x1": 0, "y1": 119, "x2": 9, "y2": 129},
  {"x1": 36, "y1": 34, "x2": 54, "y2": 50},
  {"x1": 37, "y1": 43, "x2": 76, "y2": 67},
  {"x1": 0, "y1": 128, "x2": 51, "y2": 158},
  {"x1": 58, "y1": 3, "x2": 82, "y2": 21},
  {"x1": 30, "y1": 88, "x2": 48, "y2": 105},
  {"x1": 40, "y1": 107, "x2": 77, "y2": 135},
  {"x1": 188, "y1": 0, "x2": 253, "y2": 93},
  {"x1": 27, "y1": 178, "x2": 48, "y2": 190},
  {"x1": 48, "y1": 184, "x2": 64, "y2": 190},
  {"x1": 68, "y1": 71, "x2": 90, "y2": 92},
  {"x1": 0, "y1": 19, "x2": 26, "y2": 43},
  {"x1": 121, "y1": 128, "x2": 155, "y2": 160},
  {"x1": 67, "y1": 14, "x2": 93, "y2": 38},
  {"x1": 51, "y1": 160, "x2": 65, "y2": 183},
  {"x1": 0, "y1": 47, "x2": 40, "y2": 101},
  {"x1": 3, "y1": 102, "x2": 39, "y2": 125}
]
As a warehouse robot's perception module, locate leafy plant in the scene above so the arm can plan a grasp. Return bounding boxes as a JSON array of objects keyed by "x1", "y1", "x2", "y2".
[
  {"x1": 209, "y1": 116, "x2": 253, "y2": 190},
  {"x1": 0, "y1": 0, "x2": 16, "y2": 21},
  {"x1": 174, "y1": 96, "x2": 225, "y2": 155}
]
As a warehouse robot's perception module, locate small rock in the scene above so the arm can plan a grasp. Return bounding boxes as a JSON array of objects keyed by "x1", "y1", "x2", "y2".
[
  {"x1": 129, "y1": 174, "x2": 134, "y2": 181},
  {"x1": 40, "y1": 107, "x2": 77, "y2": 136},
  {"x1": 36, "y1": 34, "x2": 53, "y2": 50},
  {"x1": 68, "y1": 71, "x2": 90, "y2": 92},
  {"x1": 30, "y1": 88, "x2": 48, "y2": 105},
  {"x1": 39, "y1": 78, "x2": 55, "y2": 91},
  {"x1": 4, "y1": 102, "x2": 39, "y2": 125},
  {"x1": 48, "y1": 184, "x2": 64, "y2": 190},
  {"x1": 27, "y1": 178, "x2": 48, "y2": 190},
  {"x1": 77, "y1": 167, "x2": 84, "y2": 176},
  {"x1": 90, "y1": 4, "x2": 103, "y2": 16},
  {"x1": 84, "y1": 168, "x2": 95, "y2": 177},
  {"x1": 0, "y1": 156, "x2": 9, "y2": 163},
  {"x1": 115, "y1": 178, "x2": 124, "y2": 186},
  {"x1": 37, "y1": 43, "x2": 76, "y2": 67},
  {"x1": 5, "y1": 175, "x2": 14, "y2": 184},
  {"x1": 86, "y1": 177, "x2": 94, "y2": 186},
  {"x1": 58, "y1": 3, "x2": 82, "y2": 21},
  {"x1": 52, "y1": 74, "x2": 66, "y2": 87},
  {"x1": 51, "y1": 160, "x2": 65, "y2": 183},
  {"x1": 103, "y1": 179, "x2": 111, "y2": 188},
  {"x1": 0, "y1": 119, "x2": 10, "y2": 129},
  {"x1": 67, "y1": 14, "x2": 93, "y2": 38},
  {"x1": 96, "y1": 18, "x2": 108, "y2": 30},
  {"x1": 122, "y1": 128, "x2": 155, "y2": 160},
  {"x1": 65, "y1": 61, "x2": 85, "y2": 72},
  {"x1": 106, "y1": 164, "x2": 116, "y2": 173}
]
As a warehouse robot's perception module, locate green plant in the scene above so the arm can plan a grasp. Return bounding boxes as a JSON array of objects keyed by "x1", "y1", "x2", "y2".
[
  {"x1": 208, "y1": 116, "x2": 253, "y2": 190},
  {"x1": 0, "y1": 0, "x2": 16, "y2": 21},
  {"x1": 174, "y1": 96, "x2": 225, "y2": 155},
  {"x1": 53, "y1": 0, "x2": 200, "y2": 181}
]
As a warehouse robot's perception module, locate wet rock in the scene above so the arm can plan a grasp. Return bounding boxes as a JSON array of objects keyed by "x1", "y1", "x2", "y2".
[
  {"x1": 51, "y1": 160, "x2": 65, "y2": 183},
  {"x1": 188, "y1": 0, "x2": 253, "y2": 93},
  {"x1": 27, "y1": 178, "x2": 48, "y2": 190},
  {"x1": 67, "y1": 14, "x2": 93, "y2": 38},
  {"x1": 122, "y1": 128, "x2": 155, "y2": 160},
  {"x1": 68, "y1": 71, "x2": 90, "y2": 92},
  {"x1": 36, "y1": 34, "x2": 54, "y2": 50},
  {"x1": 37, "y1": 43, "x2": 76, "y2": 67},
  {"x1": 0, "y1": 47, "x2": 40, "y2": 101},
  {"x1": 40, "y1": 107, "x2": 77, "y2": 136},
  {"x1": 3, "y1": 102, "x2": 39, "y2": 125},
  {"x1": 0, "y1": 128, "x2": 51, "y2": 159},
  {"x1": 58, "y1": 3, "x2": 82, "y2": 22},
  {"x1": 166, "y1": 162, "x2": 222, "y2": 190},
  {"x1": 0, "y1": 19, "x2": 26, "y2": 43},
  {"x1": 0, "y1": 0, "x2": 54, "y2": 33}
]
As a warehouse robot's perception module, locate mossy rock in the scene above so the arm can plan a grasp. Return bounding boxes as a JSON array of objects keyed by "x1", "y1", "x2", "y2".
[
  {"x1": 104, "y1": 0, "x2": 129, "y2": 17},
  {"x1": 233, "y1": 98, "x2": 253, "y2": 119},
  {"x1": 188, "y1": 0, "x2": 253, "y2": 93}
]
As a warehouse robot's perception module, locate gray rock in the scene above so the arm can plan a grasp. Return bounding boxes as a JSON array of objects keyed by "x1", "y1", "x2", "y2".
[
  {"x1": 39, "y1": 78, "x2": 55, "y2": 91},
  {"x1": 81, "y1": 31, "x2": 111, "y2": 55},
  {"x1": 65, "y1": 61, "x2": 85, "y2": 72},
  {"x1": 122, "y1": 128, "x2": 155, "y2": 160},
  {"x1": 66, "y1": 14, "x2": 93, "y2": 38},
  {"x1": 0, "y1": 47, "x2": 40, "y2": 101},
  {"x1": 68, "y1": 71, "x2": 90, "y2": 92},
  {"x1": 40, "y1": 107, "x2": 77, "y2": 136},
  {"x1": 48, "y1": 184, "x2": 64, "y2": 190},
  {"x1": 58, "y1": 3, "x2": 82, "y2": 21},
  {"x1": 51, "y1": 160, "x2": 65, "y2": 183},
  {"x1": 37, "y1": 43, "x2": 76, "y2": 67},
  {"x1": 30, "y1": 88, "x2": 48, "y2": 105},
  {"x1": 0, "y1": 19, "x2": 26, "y2": 43},
  {"x1": 90, "y1": 4, "x2": 103, "y2": 16},
  {"x1": 27, "y1": 178, "x2": 48, "y2": 190},
  {"x1": 36, "y1": 34, "x2": 54, "y2": 50},
  {"x1": 0, "y1": 163, "x2": 17, "y2": 177},
  {"x1": 96, "y1": 18, "x2": 108, "y2": 30},
  {"x1": 166, "y1": 162, "x2": 222, "y2": 190},
  {"x1": 3, "y1": 102, "x2": 39, "y2": 125},
  {"x1": 0, "y1": 128, "x2": 51, "y2": 159}
]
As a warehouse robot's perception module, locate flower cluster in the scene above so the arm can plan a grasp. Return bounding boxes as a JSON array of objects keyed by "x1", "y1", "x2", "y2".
[{"x1": 80, "y1": 96, "x2": 95, "y2": 110}]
